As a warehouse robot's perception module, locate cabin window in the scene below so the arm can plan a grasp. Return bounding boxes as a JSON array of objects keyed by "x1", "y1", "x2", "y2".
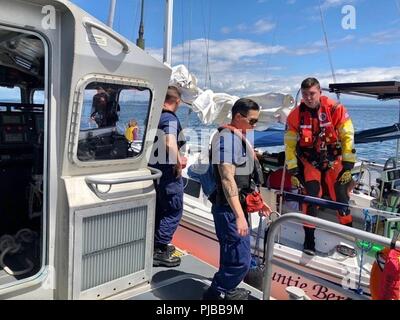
[
  {"x1": 32, "y1": 90, "x2": 44, "y2": 104},
  {"x1": 0, "y1": 87, "x2": 21, "y2": 111},
  {"x1": 77, "y1": 82, "x2": 152, "y2": 162}
]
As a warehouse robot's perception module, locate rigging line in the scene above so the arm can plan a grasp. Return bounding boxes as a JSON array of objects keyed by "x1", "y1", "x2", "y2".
[
  {"x1": 201, "y1": 0, "x2": 208, "y2": 88},
  {"x1": 318, "y1": 1, "x2": 340, "y2": 100},
  {"x1": 395, "y1": 0, "x2": 400, "y2": 15},
  {"x1": 207, "y1": 0, "x2": 212, "y2": 88},
  {"x1": 264, "y1": 17, "x2": 280, "y2": 81},
  {"x1": 181, "y1": 0, "x2": 185, "y2": 65},
  {"x1": 188, "y1": 0, "x2": 192, "y2": 71},
  {"x1": 201, "y1": 0, "x2": 212, "y2": 89},
  {"x1": 318, "y1": 2, "x2": 336, "y2": 83}
]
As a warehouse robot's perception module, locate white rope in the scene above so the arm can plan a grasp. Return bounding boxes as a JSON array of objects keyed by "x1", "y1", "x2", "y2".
[{"x1": 0, "y1": 229, "x2": 36, "y2": 276}]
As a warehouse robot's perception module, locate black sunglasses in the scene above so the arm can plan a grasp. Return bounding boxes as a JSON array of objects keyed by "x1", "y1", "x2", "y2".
[{"x1": 239, "y1": 112, "x2": 258, "y2": 125}]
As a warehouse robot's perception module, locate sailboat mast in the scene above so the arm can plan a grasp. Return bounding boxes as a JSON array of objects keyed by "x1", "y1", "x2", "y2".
[
  {"x1": 163, "y1": 0, "x2": 174, "y2": 65},
  {"x1": 136, "y1": 0, "x2": 145, "y2": 49},
  {"x1": 107, "y1": 0, "x2": 117, "y2": 28}
]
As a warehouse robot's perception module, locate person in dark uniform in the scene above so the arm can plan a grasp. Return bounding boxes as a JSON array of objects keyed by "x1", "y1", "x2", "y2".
[
  {"x1": 90, "y1": 87, "x2": 109, "y2": 128},
  {"x1": 203, "y1": 98, "x2": 272, "y2": 300},
  {"x1": 105, "y1": 87, "x2": 120, "y2": 126},
  {"x1": 152, "y1": 86, "x2": 186, "y2": 267}
]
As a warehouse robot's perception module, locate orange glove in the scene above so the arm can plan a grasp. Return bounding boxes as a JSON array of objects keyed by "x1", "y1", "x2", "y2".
[{"x1": 180, "y1": 156, "x2": 187, "y2": 169}]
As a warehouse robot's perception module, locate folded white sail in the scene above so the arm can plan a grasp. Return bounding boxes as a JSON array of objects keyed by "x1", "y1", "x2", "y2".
[{"x1": 170, "y1": 64, "x2": 295, "y2": 129}]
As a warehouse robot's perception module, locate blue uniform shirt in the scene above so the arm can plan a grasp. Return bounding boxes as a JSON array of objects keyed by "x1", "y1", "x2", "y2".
[
  {"x1": 211, "y1": 129, "x2": 254, "y2": 176},
  {"x1": 152, "y1": 110, "x2": 185, "y2": 194}
]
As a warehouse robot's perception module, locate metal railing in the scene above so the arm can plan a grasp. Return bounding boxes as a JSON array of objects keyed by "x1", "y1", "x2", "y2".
[
  {"x1": 262, "y1": 213, "x2": 400, "y2": 300},
  {"x1": 85, "y1": 167, "x2": 162, "y2": 197}
]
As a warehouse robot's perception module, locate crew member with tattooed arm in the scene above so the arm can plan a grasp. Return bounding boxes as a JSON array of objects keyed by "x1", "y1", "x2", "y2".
[{"x1": 203, "y1": 98, "x2": 272, "y2": 300}]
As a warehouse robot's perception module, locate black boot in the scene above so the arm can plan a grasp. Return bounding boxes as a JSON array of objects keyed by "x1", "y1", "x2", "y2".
[
  {"x1": 303, "y1": 227, "x2": 315, "y2": 256},
  {"x1": 153, "y1": 244, "x2": 181, "y2": 267},
  {"x1": 167, "y1": 244, "x2": 176, "y2": 254},
  {"x1": 225, "y1": 288, "x2": 251, "y2": 300},
  {"x1": 202, "y1": 287, "x2": 222, "y2": 300}
]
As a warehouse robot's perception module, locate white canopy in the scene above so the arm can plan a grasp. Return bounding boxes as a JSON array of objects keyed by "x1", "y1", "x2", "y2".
[{"x1": 169, "y1": 64, "x2": 295, "y2": 130}]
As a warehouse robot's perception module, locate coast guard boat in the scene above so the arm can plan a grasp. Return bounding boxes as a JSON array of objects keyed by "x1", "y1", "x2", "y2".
[{"x1": 0, "y1": 0, "x2": 399, "y2": 300}]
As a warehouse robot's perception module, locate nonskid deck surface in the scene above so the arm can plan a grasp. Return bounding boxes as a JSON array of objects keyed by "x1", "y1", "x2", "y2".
[{"x1": 130, "y1": 251, "x2": 263, "y2": 300}]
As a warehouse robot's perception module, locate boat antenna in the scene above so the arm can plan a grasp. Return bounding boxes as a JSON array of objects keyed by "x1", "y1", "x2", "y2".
[
  {"x1": 163, "y1": 0, "x2": 174, "y2": 65},
  {"x1": 264, "y1": 17, "x2": 279, "y2": 81},
  {"x1": 136, "y1": 0, "x2": 145, "y2": 49},
  {"x1": 107, "y1": 0, "x2": 117, "y2": 28},
  {"x1": 318, "y1": 1, "x2": 340, "y2": 100}
]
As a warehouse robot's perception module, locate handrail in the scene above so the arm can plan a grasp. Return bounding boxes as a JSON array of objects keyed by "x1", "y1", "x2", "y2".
[
  {"x1": 282, "y1": 191, "x2": 400, "y2": 219},
  {"x1": 82, "y1": 18, "x2": 130, "y2": 54},
  {"x1": 85, "y1": 167, "x2": 162, "y2": 195},
  {"x1": 262, "y1": 212, "x2": 400, "y2": 300},
  {"x1": 283, "y1": 192, "x2": 349, "y2": 211}
]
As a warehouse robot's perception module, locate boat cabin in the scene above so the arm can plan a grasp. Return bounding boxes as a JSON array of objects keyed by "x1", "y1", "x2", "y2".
[{"x1": 0, "y1": 0, "x2": 170, "y2": 299}]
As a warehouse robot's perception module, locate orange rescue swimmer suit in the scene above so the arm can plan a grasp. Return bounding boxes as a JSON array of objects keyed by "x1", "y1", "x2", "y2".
[{"x1": 285, "y1": 96, "x2": 356, "y2": 254}]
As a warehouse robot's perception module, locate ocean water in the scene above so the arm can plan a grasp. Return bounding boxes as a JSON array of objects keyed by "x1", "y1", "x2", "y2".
[
  {"x1": 345, "y1": 104, "x2": 399, "y2": 163},
  {"x1": 79, "y1": 100, "x2": 400, "y2": 165},
  {"x1": 175, "y1": 103, "x2": 400, "y2": 165}
]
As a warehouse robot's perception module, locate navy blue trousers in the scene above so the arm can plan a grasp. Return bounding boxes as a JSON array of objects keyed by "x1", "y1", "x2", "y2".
[
  {"x1": 154, "y1": 178, "x2": 183, "y2": 246},
  {"x1": 210, "y1": 205, "x2": 251, "y2": 294}
]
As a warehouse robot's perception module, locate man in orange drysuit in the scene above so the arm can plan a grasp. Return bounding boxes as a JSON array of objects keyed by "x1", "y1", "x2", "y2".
[{"x1": 284, "y1": 77, "x2": 356, "y2": 255}]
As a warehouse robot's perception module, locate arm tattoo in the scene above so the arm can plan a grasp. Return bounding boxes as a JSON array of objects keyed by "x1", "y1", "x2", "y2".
[{"x1": 218, "y1": 163, "x2": 238, "y2": 199}]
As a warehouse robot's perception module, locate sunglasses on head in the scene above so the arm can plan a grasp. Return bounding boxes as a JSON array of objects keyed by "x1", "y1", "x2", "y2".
[{"x1": 239, "y1": 113, "x2": 258, "y2": 125}]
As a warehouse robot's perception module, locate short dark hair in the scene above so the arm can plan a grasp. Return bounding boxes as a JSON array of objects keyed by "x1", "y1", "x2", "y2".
[
  {"x1": 165, "y1": 86, "x2": 181, "y2": 102},
  {"x1": 231, "y1": 98, "x2": 260, "y2": 117},
  {"x1": 301, "y1": 77, "x2": 321, "y2": 90}
]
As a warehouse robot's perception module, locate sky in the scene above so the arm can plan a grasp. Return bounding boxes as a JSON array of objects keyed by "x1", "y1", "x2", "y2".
[{"x1": 68, "y1": 0, "x2": 400, "y2": 99}]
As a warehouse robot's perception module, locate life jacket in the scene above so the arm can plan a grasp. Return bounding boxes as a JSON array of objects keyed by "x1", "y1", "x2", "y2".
[
  {"x1": 125, "y1": 125, "x2": 138, "y2": 142},
  {"x1": 297, "y1": 97, "x2": 342, "y2": 167},
  {"x1": 212, "y1": 125, "x2": 264, "y2": 211},
  {"x1": 370, "y1": 232, "x2": 400, "y2": 300}
]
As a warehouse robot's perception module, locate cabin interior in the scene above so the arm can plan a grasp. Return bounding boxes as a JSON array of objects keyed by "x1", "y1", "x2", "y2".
[{"x1": 0, "y1": 29, "x2": 45, "y2": 285}]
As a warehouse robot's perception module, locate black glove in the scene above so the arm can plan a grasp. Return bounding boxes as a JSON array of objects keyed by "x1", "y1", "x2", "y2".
[
  {"x1": 287, "y1": 167, "x2": 299, "y2": 176},
  {"x1": 342, "y1": 161, "x2": 354, "y2": 171}
]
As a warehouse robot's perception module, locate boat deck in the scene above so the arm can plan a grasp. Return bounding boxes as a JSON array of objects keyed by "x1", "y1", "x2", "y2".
[{"x1": 126, "y1": 251, "x2": 264, "y2": 300}]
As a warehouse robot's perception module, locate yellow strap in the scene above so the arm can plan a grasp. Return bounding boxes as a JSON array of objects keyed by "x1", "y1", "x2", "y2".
[
  {"x1": 284, "y1": 130, "x2": 298, "y2": 170},
  {"x1": 338, "y1": 119, "x2": 356, "y2": 163}
]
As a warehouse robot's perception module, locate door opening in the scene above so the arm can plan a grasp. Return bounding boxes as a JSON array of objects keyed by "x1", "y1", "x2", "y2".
[{"x1": 0, "y1": 28, "x2": 46, "y2": 286}]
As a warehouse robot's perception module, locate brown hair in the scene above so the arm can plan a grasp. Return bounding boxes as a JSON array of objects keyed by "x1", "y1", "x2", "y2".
[
  {"x1": 165, "y1": 86, "x2": 181, "y2": 103},
  {"x1": 301, "y1": 77, "x2": 321, "y2": 90},
  {"x1": 128, "y1": 119, "x2": 138, "y2": 127}
]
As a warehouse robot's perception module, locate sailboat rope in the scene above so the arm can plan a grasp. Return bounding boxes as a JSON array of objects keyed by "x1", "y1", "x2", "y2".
[
  {"x1": 201, "y1": 0, "x2": 212, "y2": 89},
  {"x1": 318, "y1": 1, "x2": 340, "y2": 101},
  {"x1": 356, "y1": 209, "x2": 374, "y2": 294},
  {"x1": 181, "y1": 0, "x2": 193, "y2": 70},
  {"x1": 395, "y1": 0, "x2": 400, "y2": 15}
]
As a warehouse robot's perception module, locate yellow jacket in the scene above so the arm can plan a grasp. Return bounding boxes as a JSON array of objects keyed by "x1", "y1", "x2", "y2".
[{"x1": 125, "y1": 126, "x2": 138, "y2": 142}]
